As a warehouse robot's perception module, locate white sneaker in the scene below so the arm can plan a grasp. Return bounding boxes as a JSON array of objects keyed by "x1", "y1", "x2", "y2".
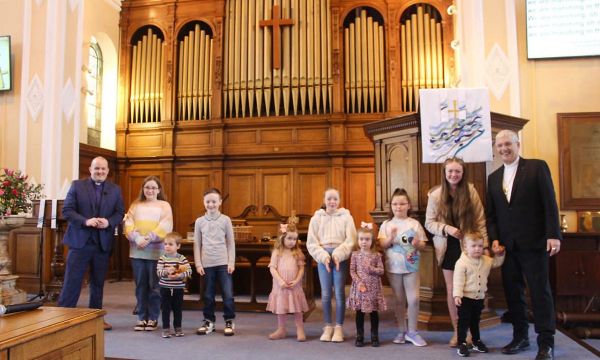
[
  {"x1": 405, "y1": 331, "x2": 427, "y2": 346},
  {"x1": 224, "y1": 320, "x2": 235, "y2": 336},
  {"x1": 196, "y1": 319, "x2": 215, "y2": 335},
  {"x1": 393, "y1": 332, "x2": 406, "y2": 344}
]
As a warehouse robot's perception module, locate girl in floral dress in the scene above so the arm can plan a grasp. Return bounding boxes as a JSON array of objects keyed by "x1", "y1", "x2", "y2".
[{"x1": 346, "y1": 223, "x2": 386, "y2": 347}]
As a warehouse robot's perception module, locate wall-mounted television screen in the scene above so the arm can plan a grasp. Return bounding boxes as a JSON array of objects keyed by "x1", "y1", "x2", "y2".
[
  {"x1": 526, "y1": 0, "x2": 600, "y2": 59},
  {"x1": 0, "y1": 36, "x2": 11, "y2": 91}
]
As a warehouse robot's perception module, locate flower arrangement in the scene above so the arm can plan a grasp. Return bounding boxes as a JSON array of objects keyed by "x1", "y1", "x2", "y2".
[{"x1": 0, "y1": 168, "x2": 44, "y2": 217}]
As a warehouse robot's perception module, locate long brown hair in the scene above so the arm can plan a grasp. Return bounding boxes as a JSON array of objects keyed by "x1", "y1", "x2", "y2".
[
  {"x1": 437, "y1": 157, "x2": 476, "y2": 233},
  {"x1": 137, "y1": 175, "x2": 167, "y2": 201}
]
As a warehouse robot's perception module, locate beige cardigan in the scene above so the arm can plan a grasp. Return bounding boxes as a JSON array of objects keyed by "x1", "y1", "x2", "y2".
[
  {"x1": 306, "y1": 208, "x2": 357, "y2": 264},
  {"x1": 424, "y1": 184, "x2": 488, "y2": 265},
  {"x1": 453, "y1": 252, "x2": 504, "y2": 300}
]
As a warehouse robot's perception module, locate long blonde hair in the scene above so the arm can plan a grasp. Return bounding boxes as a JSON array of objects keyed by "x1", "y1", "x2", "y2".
[
  {"x1": 273, "y1": 221, "x2": 303, "y2": 259},
  {"x1": 437, "y1": 157, "x2": 477, "y2": 233}
]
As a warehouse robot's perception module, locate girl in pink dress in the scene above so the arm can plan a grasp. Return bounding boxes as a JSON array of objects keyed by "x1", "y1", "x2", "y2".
[
  {"x1": 347, "y1": 223, "x2": 386, "y2": 347},
  {"x1": 266, "y1": 222, "x2": 309, "y2": 341}
]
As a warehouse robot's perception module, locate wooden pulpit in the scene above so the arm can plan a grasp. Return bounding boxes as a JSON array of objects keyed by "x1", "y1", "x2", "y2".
[{"x1": 364, "y1": 112, "x2": 527, "y2": 330}]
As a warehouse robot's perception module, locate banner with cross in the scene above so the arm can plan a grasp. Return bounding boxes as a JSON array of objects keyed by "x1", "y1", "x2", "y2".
[{"x1": 419, "y1": 88, "x2": 493, "y2": 163}]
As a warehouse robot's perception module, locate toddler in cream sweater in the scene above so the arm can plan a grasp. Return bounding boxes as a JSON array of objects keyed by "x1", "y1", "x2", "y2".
[{"x1": 453, "y1": 232, "x2": 505, "y2": 357}]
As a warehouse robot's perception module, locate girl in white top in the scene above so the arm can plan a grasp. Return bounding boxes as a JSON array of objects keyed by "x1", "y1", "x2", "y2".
[
  {"x1": 307, "y1": 188, "x2": 356, "y2": 343},
  {"x1": 378, "y1": 188, "x2": 428, "y2": 346}
]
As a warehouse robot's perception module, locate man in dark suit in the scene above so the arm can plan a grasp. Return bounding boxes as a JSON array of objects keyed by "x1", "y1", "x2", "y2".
[
  {"x1": 58, "y1": 156, "x2": 125, "y2": 330},
  {"x1": 486, "y1": 130, "x2": 561, "y2": 360}
]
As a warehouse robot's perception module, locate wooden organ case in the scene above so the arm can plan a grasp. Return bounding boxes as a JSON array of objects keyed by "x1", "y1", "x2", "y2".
[
  {"x1": 117, "y1": 0, "x2": 455, "y2": 234},
  {"x1": 117, "y1": 0, "x2": 459, "y2": 327}
]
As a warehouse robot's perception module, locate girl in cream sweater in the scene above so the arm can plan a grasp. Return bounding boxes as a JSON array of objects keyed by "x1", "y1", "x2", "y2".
[{"x1": 307, "y1": 188, "x2": 356, "y2": 343}]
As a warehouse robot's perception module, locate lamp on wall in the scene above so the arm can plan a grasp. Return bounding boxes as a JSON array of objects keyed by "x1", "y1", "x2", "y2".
[
  {"x1": 447, "y1": 4, "x2": 457, "y2": 15},
  {"x1": 450, "y1": 39, "x2": 460, "y2": 50}
]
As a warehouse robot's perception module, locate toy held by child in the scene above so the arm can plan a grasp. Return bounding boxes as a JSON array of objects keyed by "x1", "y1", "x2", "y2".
[
  {"x1": 347, "y1": 222, "x2": 386, "y2": 347},
  {"x1": 453, "y1": 232, "x2": 505, "y2": 357},
  {"x1": 266, "y1": 220, "x2": 310, "y2": 341},
  {"x1": 157, "y1": 232, "x2": 192, "y2": 338}
]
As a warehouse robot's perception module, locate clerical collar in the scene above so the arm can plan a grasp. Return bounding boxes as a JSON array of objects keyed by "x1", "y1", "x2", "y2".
[
  {"x1": 91, "y1": 179, "x2": 104, "y2": 186},
  {"x1": 503, "y1": 157, "x2": 519, "y2": 169}
]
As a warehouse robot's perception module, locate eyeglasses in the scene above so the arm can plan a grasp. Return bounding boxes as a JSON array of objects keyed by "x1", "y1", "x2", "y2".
[{"x1": 144, "y1": 186, "x2": 159, "y2": 190}]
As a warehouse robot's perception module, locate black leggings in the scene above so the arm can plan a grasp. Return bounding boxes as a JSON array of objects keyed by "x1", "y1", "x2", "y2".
[
  {"x1": 161, "y1": 287, "x2": 184, "y2": 329},
  {"x1": 355, "y1": 311, "x2": 379, "y2": 334}
]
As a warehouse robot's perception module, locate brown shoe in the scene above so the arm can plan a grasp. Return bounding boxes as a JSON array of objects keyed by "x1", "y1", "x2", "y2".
[{"x1": 104, "y1": 321, "x2": 113, "y2": 331}]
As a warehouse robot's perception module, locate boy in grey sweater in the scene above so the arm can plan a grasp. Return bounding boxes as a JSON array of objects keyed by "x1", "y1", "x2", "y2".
[{"x1": 193, "y1": 188, "x2": 236, "y2": 336}]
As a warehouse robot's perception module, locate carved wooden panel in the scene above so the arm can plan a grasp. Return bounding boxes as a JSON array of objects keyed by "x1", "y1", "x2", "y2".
[
  {"x1": 345, "y1": 168, "x2": 376, "y2": 225},
  {"x1": 10, "y1": 221, "x2": 49, "y2": 293},
  {"x1": 261, "y1": 171, "x2": 292, "y2": 215},
  {"x1": 225, "y1": 172, "x2": 257, "y2": 216},
  {"x1": 296, "y1": 169, "x2": 329, "y2": 215},
  {"x1": 174, "y1": 173, "x2": 212, "y2": 234}
]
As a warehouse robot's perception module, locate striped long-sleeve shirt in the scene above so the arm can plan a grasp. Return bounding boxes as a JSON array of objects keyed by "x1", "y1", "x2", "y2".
[{"x1": 157, "y1": 253, "x2": 191, "y2": 288}]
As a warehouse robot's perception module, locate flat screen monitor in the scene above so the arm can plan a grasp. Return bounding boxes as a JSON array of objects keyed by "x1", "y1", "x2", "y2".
[
  {"x1": 526, "y1": 0, "x2": 600, "y2": 59},
  {"x1": 0, "y1": 36, "x2": 11, "y2": 91}
]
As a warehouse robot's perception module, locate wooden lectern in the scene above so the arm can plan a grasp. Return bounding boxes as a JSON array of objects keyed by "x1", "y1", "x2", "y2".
[
  {"x1": 364, "y1": 112, "x2": 527, "y2": 330},
  {"x1": 32, "y1": 200, "x2": 67, "y2": 303}
]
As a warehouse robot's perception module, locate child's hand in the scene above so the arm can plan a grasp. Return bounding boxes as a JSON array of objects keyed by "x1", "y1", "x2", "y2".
[
  {"x1": 359, "y1": 283, "x2": 367, "y2": 293},
  {"x1": 196, "y1": 265, "x2": 205, "y2": 276},
  {"x1": 386, "y1": 225, "x2": 398, "y2": 242},
  {"x1": 324, "y1": 256, "x2": 332, "y2": 273},
  {"x1": 227, "y1": 265, "x2": 235, "y2": 274},
  {"x1": 168, "y1": 273, "x2": 180, "y2": 280},
  {"x1": 454, "y1": 296, "x2": 462, "y2": 306},
  {"x1": 411, "y1": 238, "x2": 423, "y2": 250},
  {"x1": 332, "y1": 255, "x2": 340, "y2": 272}
]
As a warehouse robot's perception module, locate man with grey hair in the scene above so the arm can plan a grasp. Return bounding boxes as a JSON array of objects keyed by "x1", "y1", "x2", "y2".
[{"x1": 486, "y1": 130, "x2": 561, "y2": 360}]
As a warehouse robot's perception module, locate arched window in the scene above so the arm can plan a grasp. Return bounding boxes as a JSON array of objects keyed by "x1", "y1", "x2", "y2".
[{"x1": 87, "y1": 38, "x2": 103, "y2": 146}]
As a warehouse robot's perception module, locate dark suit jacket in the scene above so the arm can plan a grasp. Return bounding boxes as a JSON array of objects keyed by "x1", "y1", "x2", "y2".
[
  {"x1": 486, "y1": 157, "x2": 561, "y2": 251},
  {"x1": 62, "y1": 178, "x2": 125, "y2": 252}
]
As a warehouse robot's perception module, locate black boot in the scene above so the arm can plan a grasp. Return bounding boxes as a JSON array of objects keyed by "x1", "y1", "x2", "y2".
[
  {"x1": 355, "y1": 311, "x2": 365, "y2": 347},
  {"x1": 371, "y1": 311, "x2": 380, "y2": 347}
]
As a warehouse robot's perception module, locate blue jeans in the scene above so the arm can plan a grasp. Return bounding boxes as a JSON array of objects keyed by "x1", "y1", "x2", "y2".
[
  {"x1": 317, "y1": 249, "x2": 349, "y2": 325},
  {"x1": 203, "y1": 265, "x2": 235, "y2": 322},
  {"x1": 131, "y1": 258, "x2": 160, "y2": 321}
]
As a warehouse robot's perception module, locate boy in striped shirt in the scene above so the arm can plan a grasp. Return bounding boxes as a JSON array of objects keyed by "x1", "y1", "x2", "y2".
[{"x1": 157, "y1": 232, "x2": 192, "y2": 338}]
